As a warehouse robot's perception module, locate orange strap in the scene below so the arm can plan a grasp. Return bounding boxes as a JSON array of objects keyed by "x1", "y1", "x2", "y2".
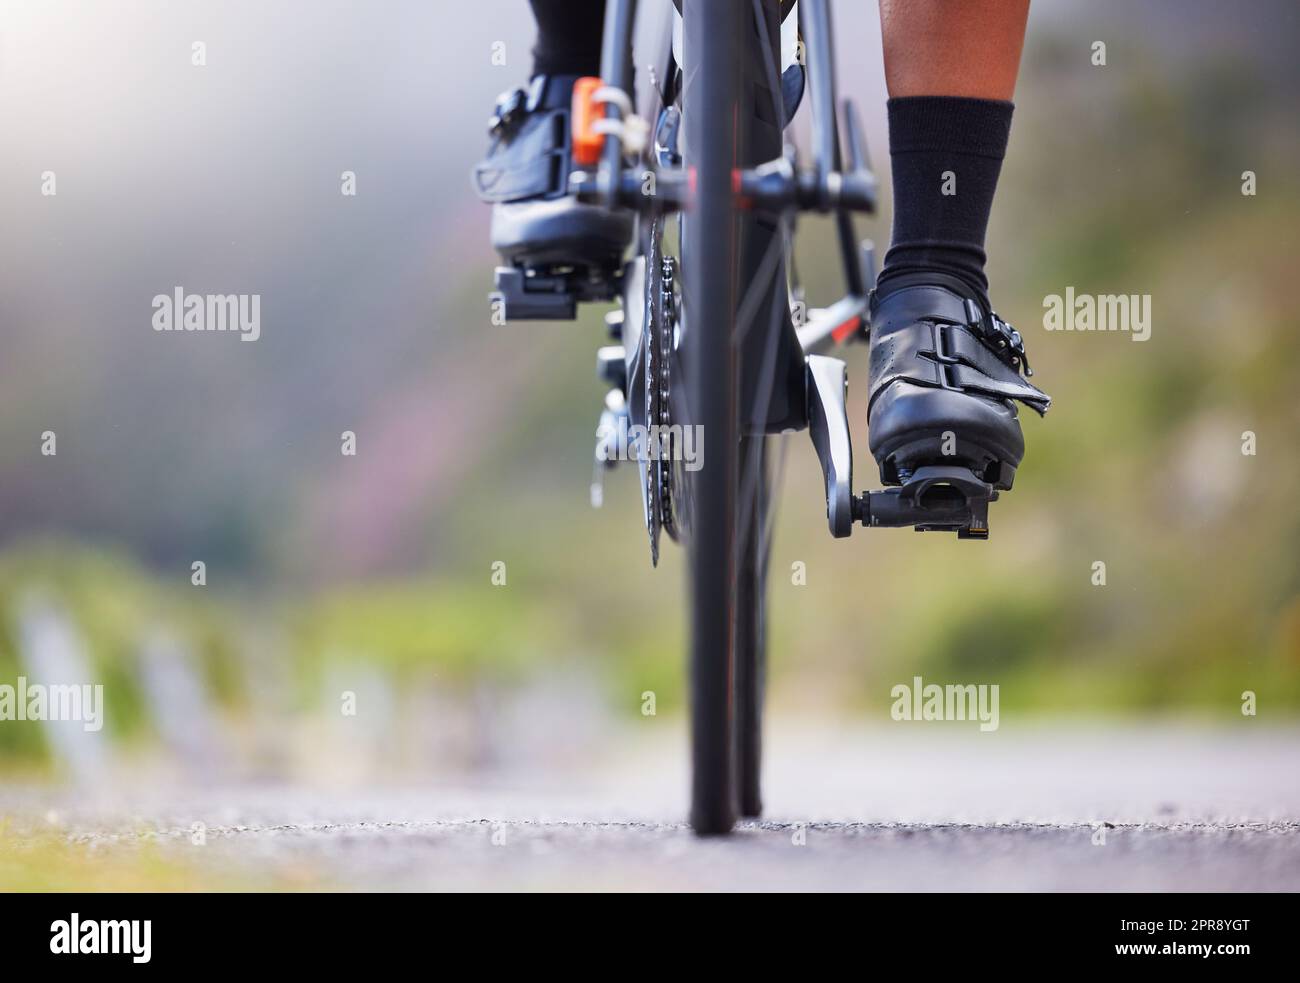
[{"x1": 571, "y1": 76, "x2": 606, "y2": 167}]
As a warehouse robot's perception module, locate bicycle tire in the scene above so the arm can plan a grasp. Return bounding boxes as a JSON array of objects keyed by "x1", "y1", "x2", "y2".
[
  {"x1": 735, "y1": 435, "x2": 771, "y2": 819},
  {"x1": 679, "y1": 0, "x2": 743, "y2": 836},
  {"x1": 678, "y1": 0, "x2": 785, "y2": 834}
]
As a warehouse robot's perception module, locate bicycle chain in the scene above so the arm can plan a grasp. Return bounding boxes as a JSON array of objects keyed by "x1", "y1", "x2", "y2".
[
  {"x1": 643, "y1": 220, "x2": 678, "y2": 566},
  {"x1": 657, "y1": 253, "x2": 678, "y2": 544},
  {"x1": 644, "y1": 223, "x2": 662, "y2": 566}
]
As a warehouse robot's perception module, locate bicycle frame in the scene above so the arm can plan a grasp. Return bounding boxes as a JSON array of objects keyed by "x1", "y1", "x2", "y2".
[{"x1": 585, "y1": 0, "x2": 876, "y2": 415}]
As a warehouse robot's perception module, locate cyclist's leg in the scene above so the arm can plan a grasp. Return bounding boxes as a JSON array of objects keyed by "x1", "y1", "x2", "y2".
[
  {"x1": 865, "y1": 0, "x2": 1048, "y2": 493},
  {"x1": 529, "y1": 0, "x2": 605, "y2": 78},
  {"x1": 880, "y1": 0, "x2": 1027, "y2": 100},
  {"x1": 875, "y1": 0, "x2": 1028, "y2": 303}
]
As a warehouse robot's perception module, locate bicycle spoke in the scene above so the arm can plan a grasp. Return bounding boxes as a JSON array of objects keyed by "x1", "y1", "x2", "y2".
[
  {"x1": 751, "y1": 0, "x2": 788, "y2": 131},
  {"x1": 761, "y1": 433, "x2": 790, "y2": 574},
  {"x1": 734, "y1": 226, "x2": 787, "y2": 346},
  {"x1": 733, "y1": 216, "x2": 793, "y2": 557}
]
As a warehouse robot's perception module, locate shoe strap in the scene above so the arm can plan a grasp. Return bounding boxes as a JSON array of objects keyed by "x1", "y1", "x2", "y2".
[
  {"x1": 473, "y1": 77, "x2": 571, "y2": 204},
  {"x1": 472, "y1": 113, "x2": 567, "y2": 202},
  {"x1": 869, "y1": 286, "x2": 1052, "y2": 416},
  {"x1": 941, "y1": 327, "x2": 1051, "y2": 416}
]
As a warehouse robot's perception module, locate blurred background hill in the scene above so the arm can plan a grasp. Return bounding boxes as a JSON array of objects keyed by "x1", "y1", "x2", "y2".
[{"x1": 1, "y1": 0, "x2": 1298, "y2": 774}]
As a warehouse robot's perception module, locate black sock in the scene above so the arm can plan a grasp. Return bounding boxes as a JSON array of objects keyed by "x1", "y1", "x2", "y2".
[
  {"x1": 529, "y1": 0, "x2": 606, "y2": 78},
  {"x1": 875, "y1": 96, "x2": 1014, "y2": 306}
]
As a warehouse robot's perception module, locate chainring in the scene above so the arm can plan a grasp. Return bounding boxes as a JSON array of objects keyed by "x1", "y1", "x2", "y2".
[{"x1": 642, "y1": 220, "x2": 679, "y2": 566}]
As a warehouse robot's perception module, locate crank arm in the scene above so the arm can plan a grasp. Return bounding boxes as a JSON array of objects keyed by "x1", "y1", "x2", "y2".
[
  {"x1": 805, "y1": 355, "x2": 855, "y2": 538},
  {"x1": 806, "y1": 357, "x2": 998, "y2": 540}
]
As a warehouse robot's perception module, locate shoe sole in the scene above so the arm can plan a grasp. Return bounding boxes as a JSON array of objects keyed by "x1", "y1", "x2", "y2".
[{"x1": 875, "y1": 433, "x2": 1019, "y2": 491}]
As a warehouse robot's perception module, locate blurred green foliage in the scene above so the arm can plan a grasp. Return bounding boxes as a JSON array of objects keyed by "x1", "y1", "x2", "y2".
[{"x1": 0, "y1": 822, "x2": 318, "y2": 890}]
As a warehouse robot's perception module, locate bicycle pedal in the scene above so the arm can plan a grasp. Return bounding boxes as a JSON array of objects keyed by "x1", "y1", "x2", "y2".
[
  {"x1": 855, "y1": 466, "x2": 998, "y2": 539},
  {"x1": 491, "y1": 267, "x2": 576, "y2": 320},
  {"x1": 490, "y1": 266, "x2": 620, "y2": 322}
]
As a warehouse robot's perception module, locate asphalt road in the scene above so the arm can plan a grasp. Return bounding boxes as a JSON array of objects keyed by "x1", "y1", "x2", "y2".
[{"x1": 6, "y1": 722, "x2": 1299, "y2": 891}]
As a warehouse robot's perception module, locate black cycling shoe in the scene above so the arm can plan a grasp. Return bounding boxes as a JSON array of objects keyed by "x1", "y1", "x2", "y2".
[
  {"x1": 866, "y1": 276, "x2": 1050, "y2": 492},
  {"x1": 473, "y1": 75, "x2": 633, "y2": 318}
]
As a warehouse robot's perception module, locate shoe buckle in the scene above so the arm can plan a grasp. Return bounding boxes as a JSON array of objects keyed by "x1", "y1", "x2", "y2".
[
  {"x1": 963, "y1": 299, "x2": 1033, "y2": 377},
  {"x1": 489, "y1": 86, "x2": 527, "y2": 134}
]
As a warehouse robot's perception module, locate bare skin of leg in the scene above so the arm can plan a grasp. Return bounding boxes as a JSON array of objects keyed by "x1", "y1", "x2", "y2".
[{"x1": 879, "y1": 0, "x2": 1030, "y2": 100}]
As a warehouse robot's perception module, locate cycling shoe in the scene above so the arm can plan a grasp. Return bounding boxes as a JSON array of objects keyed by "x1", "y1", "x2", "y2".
[
  {"x1": 473, "y1": 74, "x2": 632, "y2": 273},
  {"x1": 866, "y1": 277, "x2": 1050, "y2": 491}
]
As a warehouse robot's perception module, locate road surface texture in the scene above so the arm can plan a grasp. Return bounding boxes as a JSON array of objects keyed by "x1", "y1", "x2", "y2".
[{"x1": 3, "y1": 722, "x2": 1298, "y2": 891}]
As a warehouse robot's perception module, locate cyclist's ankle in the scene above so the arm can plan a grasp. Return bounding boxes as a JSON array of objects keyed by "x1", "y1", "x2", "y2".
[
  {"x1": 872, "y1": 266, "x2": 991, "y2": 313},
  {"x1": 878, "y1": 95, "x2": 1014, "y2": 313},
  {"x1": 528, "y1": 0, "x2": 606, "y2": 79}
]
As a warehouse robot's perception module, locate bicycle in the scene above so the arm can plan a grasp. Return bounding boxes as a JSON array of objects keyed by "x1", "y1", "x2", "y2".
[{"x1": 490, "y1": 0, "x2": 1007, "y2": 835}]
